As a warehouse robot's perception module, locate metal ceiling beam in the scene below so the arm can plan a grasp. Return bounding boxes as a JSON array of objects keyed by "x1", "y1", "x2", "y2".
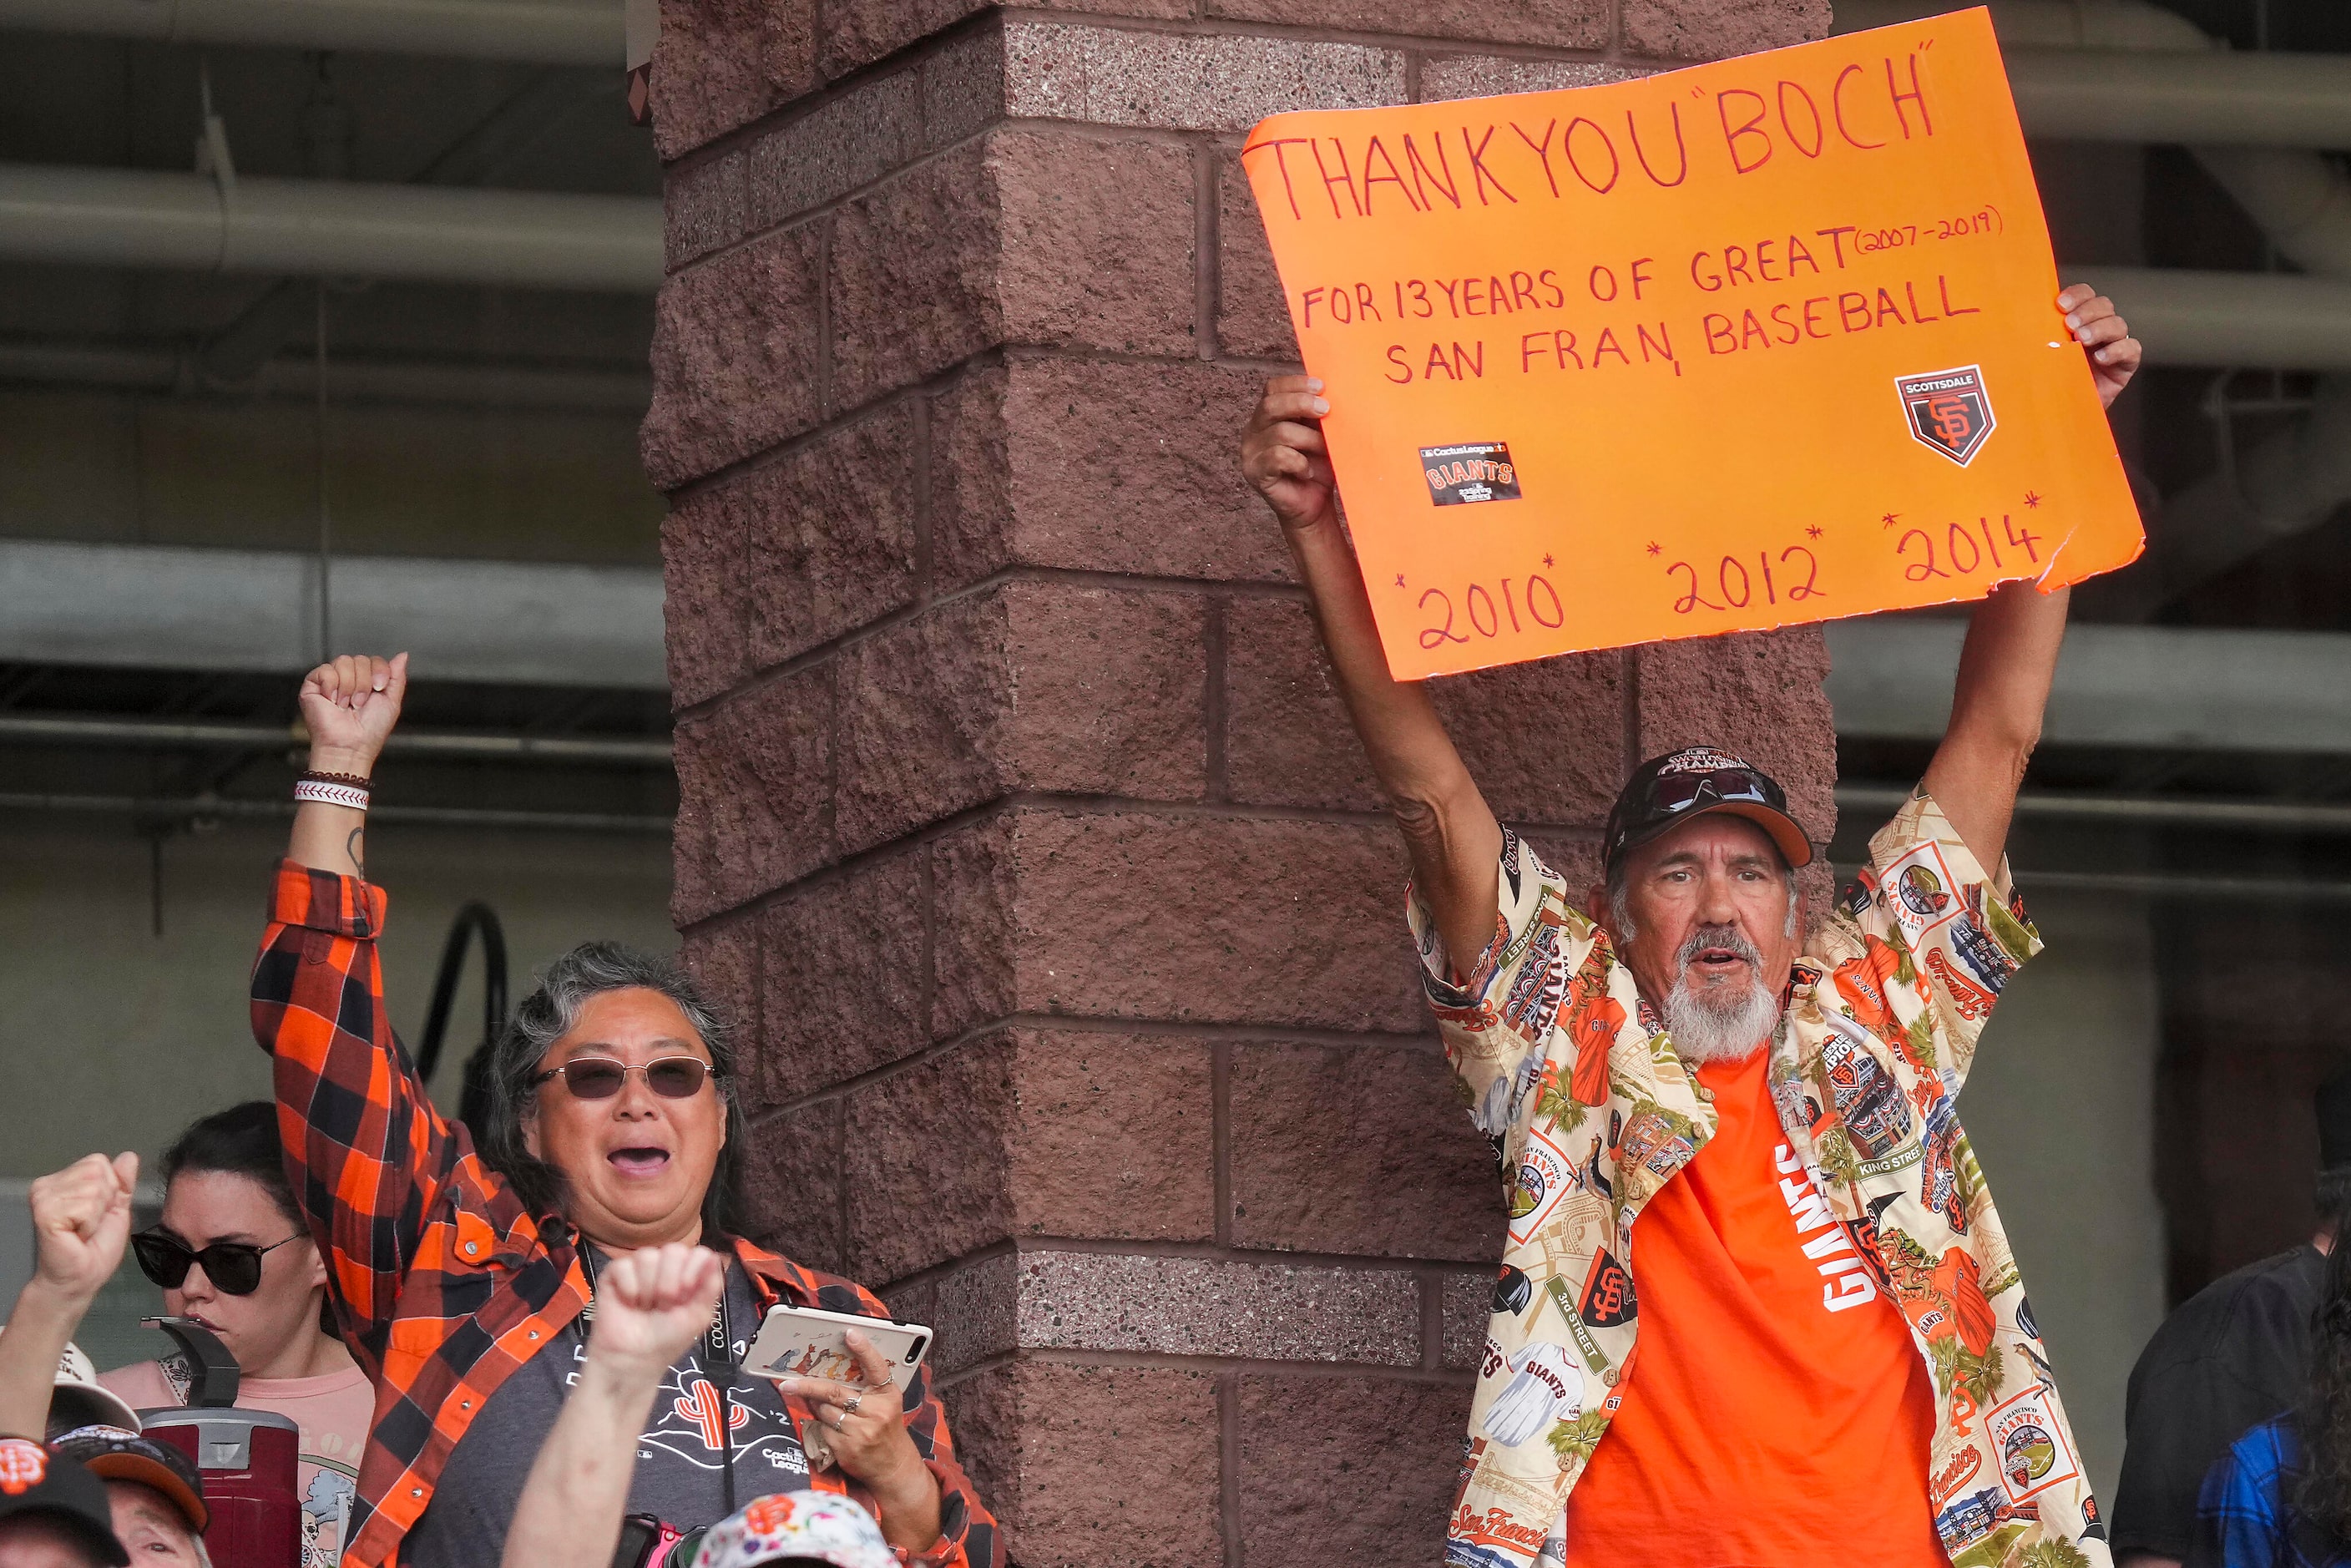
[
  {"x1": 0, "y1": 341, "x2": 651, "y2": 410},
  {"x1": 0, "y1": 792, "x2": 667, "y2": 833},
  {"x1": 1824, "y1": 619, "x2": 2351, "y2": 754},
  {"x1": 0, "y1": 0, "x2": 622, "y2": 67},
  {"x1": 0, "y1": 714, "x2": 670, "y2": 765},
  {"x1": 0, "y1": 164, "x2": 661, "y2": 291},
  {"x1": 0, "y1": 539, "x2": 665, "y2": 690}
]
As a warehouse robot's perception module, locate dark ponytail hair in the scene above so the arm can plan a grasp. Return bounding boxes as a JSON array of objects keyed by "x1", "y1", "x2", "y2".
[
  {"x1": 163, "y1": 1101, "x2": 302, "y2": 1230},
  {"x1": 2293, "y1": 1180, "x2": 2351, "y2": 1545}
]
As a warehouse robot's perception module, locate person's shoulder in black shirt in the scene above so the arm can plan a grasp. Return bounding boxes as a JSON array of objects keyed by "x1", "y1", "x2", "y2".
[{"x1": 2111, "y1": 1243, "x2": 2328, "y2": 1565}]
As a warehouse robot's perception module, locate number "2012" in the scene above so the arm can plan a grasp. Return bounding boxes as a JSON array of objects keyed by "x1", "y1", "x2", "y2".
[{"x1": 1667, "y1": 546, "x2": 1825, "y2": 614}]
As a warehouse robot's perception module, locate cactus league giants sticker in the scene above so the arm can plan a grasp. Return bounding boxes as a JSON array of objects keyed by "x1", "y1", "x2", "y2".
[
  {"x1": 1419, "y1": 442, "x2": 1521, "y2": 506},
  {"x1": 1897, "y1": 365, "x2": 1997, "y2": 466}
]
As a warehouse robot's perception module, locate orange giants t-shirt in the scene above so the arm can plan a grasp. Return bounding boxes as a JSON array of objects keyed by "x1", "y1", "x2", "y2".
[{"x1": 1559, "y1": 1049, "x2": 1945, "y2": 1568}]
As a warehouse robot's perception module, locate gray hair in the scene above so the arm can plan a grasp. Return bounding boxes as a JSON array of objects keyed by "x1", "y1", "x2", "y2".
[{"x1": 472, "y1": 940, "x2": 745, "y2": 1237}]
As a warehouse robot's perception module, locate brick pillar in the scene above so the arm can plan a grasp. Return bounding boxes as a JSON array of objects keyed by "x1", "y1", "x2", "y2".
[{"x1": 650, "y1": 0, "x2": 1834, "y2": 1560}]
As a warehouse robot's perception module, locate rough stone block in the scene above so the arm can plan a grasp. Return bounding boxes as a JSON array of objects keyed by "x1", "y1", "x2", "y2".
[
  {"x1": 1228, "y1": 1041, "x2": 1504, "y2": 1262},
  {"x1": 759, "y1": 848, "x2": 928, "y2": 1104},
  {"x1": 818, "y1": 0, "x2": 988, "y2": 83},
  {"x1": 1003, "y1": 20, "x2": 1407, "y2": 132},
  {"x1": 920, "y1": 24, "x2": 1009, "y2": 153},
  {"x1": 830, "y1": 140, "x2": 999, "y2": 412},
  {"x1": 1222, "y1": 597, "x2": 1627, "y2": 825},
  {"x1": 1217, "y1": 154, "x2": 1295, "y2": 362},
  {"x1": 1204, "y1": 0, "x2": 1609, "y2": 48},
  {"x1": 1009, "y1": 1029, "x2": 1216, "y2": 1242},
  {"x1": 1433, "y1": 650, "x2": 1629, "y2": 827},
  {"x1": 670, "y1": 664, "x2": 834, "y2": 924},
  {"x1": 833, "y1": 582, "x2": 1209, "y2": 857},
  {"x1": 743, "y1": 67, "x2": 923, "y2": 237},
  {"x1": 660, "y1": 482, "x2": 750, "y2": 710},
  {"x1": 941, "y1": 1362, "x2": 1223, "y2": 1568},
  {"x1": 932, "y1": 809, "x2": 1423, "y2": 1039},
  {"x1": 644, "y1": 222, "x2": 825, "y2": 490},
  {"x1": 742, "y1": 400, "x2": 921, "y2": 669},
  {"x1": 739, "y1": 1095, "x2": 843, "y2": 1274},
  {"x1": 993, "y1": 129, "x2": 1196, "y2": 357},
  {"x1": 1419, "y1": 55, "x2": 1649, "y2": 103},
  {"x1": 1011, "y1": 1251, "x2": 1421, "y2": 1363},
  {"x1": 679, "y1": 913, "x2": 761, "y2": 1080},
  {"x1": 665, "y1": 148, "x2": 746, "y2": 272},
  {"x1": 1235, "y1": 1374, "x2": 1471, "y2": 1562},
  {"x1": 1621, "y1": 0, "x2": 1833, "y2": 60},
  {"x1": 1439, "y1": 1268, "x2": 1489, "y2": 1370},
  {"x1": 649, "y1": 0, "x2": 817, "y2": 162},
  {"x1": 1635, "y1": 625, "x2": 1837, "y2": 844},
  {"x1": 932, "y1": 357, "x2": 1293, "y2": 589},
  {"x1": 842, "y1": 1034, "x2": 1013, "y2": 1282},
  {"x1": 929, "y1": 1253, "x2": 1019, "y2": 1374},
  {"x1": 1222, "y1": 593, "x2": 1381, "y2": 812}
]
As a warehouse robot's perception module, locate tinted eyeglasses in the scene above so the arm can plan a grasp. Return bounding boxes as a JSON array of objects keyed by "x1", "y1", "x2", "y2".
[
  {"x1": 533, "y1": 1056, "x2": 720, "y2": 1100},
  {"x1": 131, "y1": 1231, "x2": 304, "y2": 1296}
]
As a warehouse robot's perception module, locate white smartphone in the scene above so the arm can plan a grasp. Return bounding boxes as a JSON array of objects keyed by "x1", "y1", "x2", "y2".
[{"x1": 744, "y1": 1302, "x2": 933, "y2": 1392}]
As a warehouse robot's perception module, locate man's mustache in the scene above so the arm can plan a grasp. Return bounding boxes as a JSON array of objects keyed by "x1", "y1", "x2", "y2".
[{"x1": 1674, "y1": 923, "x2": 1762, "y2": 969}]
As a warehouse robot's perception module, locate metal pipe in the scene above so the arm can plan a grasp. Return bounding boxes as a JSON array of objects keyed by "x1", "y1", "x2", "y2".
[
  {"x1": 0, "y1": 713, "x2": 672, "y2": 765},
  {"x1": 0, "y1": 791, "x2": 669, "y2": 833},
  {"x1": 2067, "y1": 267, "x2": 2351, "y2": 369},
  {"x1": 2002, "y1": 47, "x2": 2351, "y2": 149},
  {"x1": 1837, "y1": 784, "x2": 2351, "y2": 835},
  {"x1": 0, "y1": 341, "x2": 652, "y2": 411},
  {"x1": 0, "y1": 540, "x2": 668, "y2": 690},
  {"x1": 0, "y1": 0, "x2": 622, "y2": 66},
  {"x1": 0, "y1": 164, "x2": 660, "y2": 292}
]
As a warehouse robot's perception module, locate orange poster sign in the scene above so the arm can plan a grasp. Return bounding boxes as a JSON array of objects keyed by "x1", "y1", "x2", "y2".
[{"x1": 1241, "y1": 8, "x2": 2141, "y2": 680}]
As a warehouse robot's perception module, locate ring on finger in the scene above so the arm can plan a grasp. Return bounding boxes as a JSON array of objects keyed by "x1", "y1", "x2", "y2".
[
  {"x1": 843, "y1": 1393, "x2": 863, "y2": 1417},
  {"x1": 827, "y1": 1414, "x2": 847, "y2": 1432}
]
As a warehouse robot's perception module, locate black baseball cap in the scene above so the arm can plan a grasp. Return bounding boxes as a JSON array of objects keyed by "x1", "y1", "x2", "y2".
[
  {"x1": 48, "y1": 1429, "x2": 208, "y2": 1535},
  {"x1": 0, "y1": 1439, "x2": 129, "y2": 1566},
  {"x1": 1603, "y1": 747, "x2": 1813, "y2": 875}
]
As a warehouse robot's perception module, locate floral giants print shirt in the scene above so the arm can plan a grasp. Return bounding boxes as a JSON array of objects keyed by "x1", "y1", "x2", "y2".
[{"x1": 1411, "y1": 790, "x2": 2106, "y2": 1568}]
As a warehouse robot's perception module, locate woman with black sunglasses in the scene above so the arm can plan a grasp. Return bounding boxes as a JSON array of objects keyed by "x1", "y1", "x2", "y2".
[
  {"x1": 246, "y1": 654, "x2": 996, "y2": 1568},
  {"x1": 98, "y1": 1101, "x2": 367, "y2": 1568}
]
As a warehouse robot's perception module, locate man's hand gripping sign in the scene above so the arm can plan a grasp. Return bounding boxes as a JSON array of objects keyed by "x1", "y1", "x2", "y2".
[{"x1": 1241, "y1": 7, "x2": 2142, "y2": 679}]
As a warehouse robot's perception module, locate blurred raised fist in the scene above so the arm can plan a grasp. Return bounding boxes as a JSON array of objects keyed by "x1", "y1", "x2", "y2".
[
  {"x1": 300, "y1": 652, "x2": 408, "y2": 776},
  {"x1": 588, "y1": 1244, "x2": 725, "y2": 1383},
  {"x1": 29, "y1": 1153, "x2": 137, "y2": 1305}
]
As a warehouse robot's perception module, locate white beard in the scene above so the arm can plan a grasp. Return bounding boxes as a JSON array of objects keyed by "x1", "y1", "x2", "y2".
[{"x1": 1662, "y1": 973, "x2": 1782, "y2": 1064}]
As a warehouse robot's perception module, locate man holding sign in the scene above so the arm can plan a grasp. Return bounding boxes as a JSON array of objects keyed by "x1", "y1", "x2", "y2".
[{"x1": 1237, "y1": 282, "x2": 2137, "y2": 1568}]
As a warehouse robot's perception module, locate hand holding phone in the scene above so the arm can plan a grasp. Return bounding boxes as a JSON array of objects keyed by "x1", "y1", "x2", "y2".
[{"x1": 745, "y1": 1303, "x2": 931, "y2": 1392}]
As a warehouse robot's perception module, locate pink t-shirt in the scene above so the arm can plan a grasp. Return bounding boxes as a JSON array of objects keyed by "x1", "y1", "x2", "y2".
[{"x1": 102, "y1": 1358, "x2": 372, "y2": 1568}]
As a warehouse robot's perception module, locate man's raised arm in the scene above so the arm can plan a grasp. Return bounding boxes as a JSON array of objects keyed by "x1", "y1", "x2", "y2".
[
  {"x1": 1919, "y1": 285, "x2": 2142, "y2": 871},
  {"x1": 1241, "y1": 377, "x2": 1504, "y2": 975}
]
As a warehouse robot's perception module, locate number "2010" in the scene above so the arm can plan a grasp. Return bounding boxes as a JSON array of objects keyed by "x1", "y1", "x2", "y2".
[{"x1": 1418, "y1": 574, "x2": 1567, "y2": 649}]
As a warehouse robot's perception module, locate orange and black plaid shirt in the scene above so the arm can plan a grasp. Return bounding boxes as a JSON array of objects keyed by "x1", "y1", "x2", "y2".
[{"x1": 251, "y1": 860, "x2": 1000, "y2": 1568}]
